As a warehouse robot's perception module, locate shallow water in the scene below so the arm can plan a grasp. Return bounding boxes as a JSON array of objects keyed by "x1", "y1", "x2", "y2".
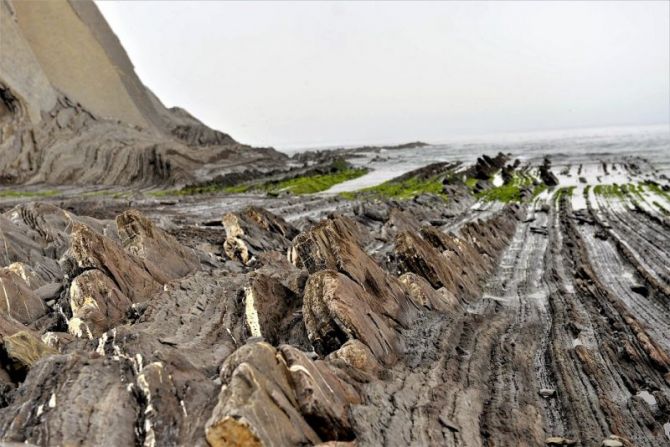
[{"x1": 322, "y1": 124, "x2": 670, "y2": 193}]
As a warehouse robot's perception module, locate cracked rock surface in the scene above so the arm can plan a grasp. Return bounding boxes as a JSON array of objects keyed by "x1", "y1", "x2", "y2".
[{"x1": 1, "y1": 153, "x2": 668, "y2": 447}]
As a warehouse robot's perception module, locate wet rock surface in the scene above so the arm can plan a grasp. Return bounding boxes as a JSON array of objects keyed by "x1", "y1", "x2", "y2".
[{"x1": 0, "y1": 153, "x2": 669, "y2": 447}]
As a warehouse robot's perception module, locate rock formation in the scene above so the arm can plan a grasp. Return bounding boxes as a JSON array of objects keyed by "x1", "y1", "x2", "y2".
[
  {"x1": 1, "y1": 1, "x2": 669, "y2": 446},
  {"x1": 0, "y1": 0, "x2": 285, "y2": 186}
]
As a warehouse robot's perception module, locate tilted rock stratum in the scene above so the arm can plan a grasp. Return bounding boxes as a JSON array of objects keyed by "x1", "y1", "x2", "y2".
[
  {"x1": 0, "y1": 153, "x2": 669, "y2": 446},
  {"x1": 1, "y1": 1, "x2": 670, "y2": 446},
  {"x1": 0, "y1": 0, "x2": 285, "y2": 186}
]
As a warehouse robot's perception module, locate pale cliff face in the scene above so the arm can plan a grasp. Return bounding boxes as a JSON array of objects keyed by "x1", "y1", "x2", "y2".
[
  {"x1": 0, "y1": 0, "x2": 275, "y2": 186},
  {"x1": 10, "y1": 0, "x2": 152, "y2": 129},
  {"x1": 1, "y1": 0, "x2": 186, "y2": 131},
  {"x1": 0, "y1": 0, "x2": 57, "y2": 124}
]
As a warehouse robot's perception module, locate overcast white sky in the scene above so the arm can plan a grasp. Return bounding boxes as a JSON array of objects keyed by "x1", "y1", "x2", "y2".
[{"x1": 96, "y1": 1, "x2": 670, "y2": 149}]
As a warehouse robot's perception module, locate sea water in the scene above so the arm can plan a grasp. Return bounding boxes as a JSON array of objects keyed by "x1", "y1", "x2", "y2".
[{"x1": 322, "y1": 124, "x2": 670, "y2": 193}]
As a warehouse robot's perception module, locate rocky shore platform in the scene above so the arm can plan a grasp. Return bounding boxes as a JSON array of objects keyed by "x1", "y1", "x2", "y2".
[
  {"x1": 2, "y1": 1, "x2": 669, "y2": 444},
  {"x1": 0, "y1": 154, "x2": 669, "y2": 447}
]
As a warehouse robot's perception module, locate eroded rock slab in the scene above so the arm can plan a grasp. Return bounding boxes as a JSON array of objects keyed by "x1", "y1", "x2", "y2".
[
  {"x1": 68, "y1": 269, "x2": 132, "y2": 338},
  {"x1": 63, "y1": 222, "x2": 162, "y2": 303},
  {"x1": 206, "y1": 342, "x2": 321, "y2": 447},
  {"x1": 206, "y1": 342, "x2": 361, "y2": 446},
  {"x1": 327, "y1": 339, "x2": 383, "y2": 382},
  {"x1": 395, "y1": 208, "x2": 520, "y2": 301},
  {"x1": 116, "y1": 209, "x2": 199, "y2": 280},
  {"x1": 0, "y1": 326, "x2": 56, "y2": 382},
  {"x1": 243, "y1": 272, "x2": 307, "y2": 347},
  {"x1": 303, "y1": 270, "x2": 401, "y2": 365},
  {"x1": 399, "y1": 272, "x2": 459, "y2": 312},
  {"x1": 223, "y1": 207, "x2": 298, "y2": 264},
  {"x1": 280, "y1": 345, "x2": 360, "y2": 440},
  {"x1": 0, "y1": 268, "x2": 47, "y2": 324},
  {"x1": 0, "y1": 353, "x2": 138, "y2": 446},
  {"x1": 290, "y1": 215, "x2": 417, "y2": 327}
]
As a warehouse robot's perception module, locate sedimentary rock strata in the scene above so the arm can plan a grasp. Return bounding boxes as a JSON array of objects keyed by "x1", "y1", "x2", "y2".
[
  {"x1": 290, "y1": 215, "x2": 417, "y2": 327},
  {"x1": 0, "y1": 154, "x2": 668, "y2": 447},
  {"x1": 1, "y1": 1, "x2": 669, "y2": 444},
  {"x1": 0, "y1": 0, "x2": 286, "y2": 186},
  {"x1": 0, "y1": 269, "x2": 47, "y2": 324},
  {"x1": 223, "y1": 206, "x2": 298, "y2": 265},
  {"x1": 68, "y1": 269, "x2": 131, "y2": 337},
  {"x1": 116, "y1": 209, "x2": 200, "y2": 279},
  {"x1": 303, "y1": 270, "x2": 402, "y2": 365}
]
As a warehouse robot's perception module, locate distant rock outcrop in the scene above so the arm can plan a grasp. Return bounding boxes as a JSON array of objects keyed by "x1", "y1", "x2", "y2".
[{"x1": 539, "y1": 156, "x2": 559, "y2": 186}]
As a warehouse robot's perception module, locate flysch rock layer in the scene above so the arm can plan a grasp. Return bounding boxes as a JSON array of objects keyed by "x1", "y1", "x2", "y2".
[
  {"x1": 0, "y1": 194, "x2": 524, "y2": 446},
  {"x1": 0, "y1": 0, "x2": 286, "y2": 186},
  {"x1": 0, "y1": 161, "x2": 669, "y2": 446}
]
